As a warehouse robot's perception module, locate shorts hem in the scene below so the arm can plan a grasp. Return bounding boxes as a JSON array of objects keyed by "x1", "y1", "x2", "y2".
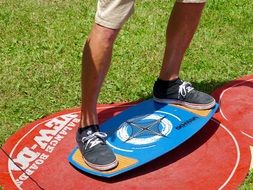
[{"x1": 95, "y1": 16, "x2": 122, "y2": 29}]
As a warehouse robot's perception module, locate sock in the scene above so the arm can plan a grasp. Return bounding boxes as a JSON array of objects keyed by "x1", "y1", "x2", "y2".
[
  {"x1": 78, "y1": 124, "x2": 99, "y2": 137},
  {"x1": 156, "y1": 78, "x2": 181, "y2": 87}
]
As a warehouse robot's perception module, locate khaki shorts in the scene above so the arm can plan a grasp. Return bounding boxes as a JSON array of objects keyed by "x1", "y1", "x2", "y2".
[{"x1": 95, "y1": 0, "x2": 206, "y2": 29}]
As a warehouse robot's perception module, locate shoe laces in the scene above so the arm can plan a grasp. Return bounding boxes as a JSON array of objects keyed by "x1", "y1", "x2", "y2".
[
  {"x1": 178, "y1": 81, "x2": 194, "y2": 98},
  {"x1": 81, "y1": 132, "x2": 107, "y2": 150}
]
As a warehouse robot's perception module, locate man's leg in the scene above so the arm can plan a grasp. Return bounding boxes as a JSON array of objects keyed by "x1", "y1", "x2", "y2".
[
  {"x1": 77, "y1": 0, "x2": 135, "y2": 171},
  {"x1": 80, "y1": 25, "x2": 119, "y2": 128},
  {"x1": 160, "y1": 2, "x2": 205, "y2": 81},
  {"x1": 76, "y1": 25, "x2": 119, "y2": 171},
  {"x1": 154, "y1": 1, "x2": 215, "y2": 109}
]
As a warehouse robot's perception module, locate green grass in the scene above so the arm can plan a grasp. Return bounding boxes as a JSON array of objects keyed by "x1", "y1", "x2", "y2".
[
  {"x1": 240, "y1": 170, "x2": 253, "y2": 190},
  {"x1": 0, "y1": 0, "x2": 252, "y2": 189}
]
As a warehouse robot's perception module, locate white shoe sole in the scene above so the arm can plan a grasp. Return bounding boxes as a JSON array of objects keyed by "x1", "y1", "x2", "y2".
[
  {"x1": 83, "y1": 157, "x2": 119, "y2": 171},
  {"x1": 153, "y1": 97, "x2": 216, "y2": 110}
]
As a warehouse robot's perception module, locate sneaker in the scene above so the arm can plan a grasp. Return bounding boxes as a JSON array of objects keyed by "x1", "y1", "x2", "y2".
[
  {"x1": 76, "y1": 125, "x2": 118, "y2": 171},
  {"x1": 153, "y1": 78, "x2": 216, "y2": 110}
]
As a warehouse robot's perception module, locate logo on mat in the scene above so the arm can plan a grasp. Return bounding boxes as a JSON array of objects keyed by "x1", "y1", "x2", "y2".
[{"x1": 117, "y1": 114, "x2": 172, "y2": 145}]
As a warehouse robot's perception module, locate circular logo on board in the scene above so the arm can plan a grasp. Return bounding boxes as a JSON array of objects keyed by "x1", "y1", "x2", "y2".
[{"x1": 117, "y1": 114, "x2": 172, "y2": 145}]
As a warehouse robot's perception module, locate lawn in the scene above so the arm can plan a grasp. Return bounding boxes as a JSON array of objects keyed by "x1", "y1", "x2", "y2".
[{"x1": 0, "y1": 0, "x2": 252, "y2": 189}]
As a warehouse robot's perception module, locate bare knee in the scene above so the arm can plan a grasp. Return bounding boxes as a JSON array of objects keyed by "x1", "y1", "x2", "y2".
[{"x1": 87, "y1": 24, "x2": 120, "y2": 48}]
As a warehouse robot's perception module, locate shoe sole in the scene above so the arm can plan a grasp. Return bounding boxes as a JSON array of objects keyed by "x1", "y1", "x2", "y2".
[
  {"x1": 153, "y1": 97, "x2": 216, "y2": 110},
  {"x1": 83, "y1": 157, "x2": 119, "y2": 171}
]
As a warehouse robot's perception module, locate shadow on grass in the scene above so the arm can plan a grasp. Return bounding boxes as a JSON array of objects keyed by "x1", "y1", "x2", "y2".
[{"x1": 190, "y1": 79, "x2": 229, "y2": 94}]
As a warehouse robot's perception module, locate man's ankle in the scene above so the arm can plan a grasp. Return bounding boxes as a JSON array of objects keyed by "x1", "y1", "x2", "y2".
[
  {"x1": 78, "y1": 124, "x2": 99, "y2": 137},
  {"x1": 155, "y1": 78, "x2": 181, "y2": 87}
]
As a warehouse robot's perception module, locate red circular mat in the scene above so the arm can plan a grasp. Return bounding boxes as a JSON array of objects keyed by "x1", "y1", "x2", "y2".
[
  {"x1": 212, "y1": 75, "x2": 253, "y2": 144},
  {"x1": 1, "y1": 76, "x2": 252, "y2": 190}
]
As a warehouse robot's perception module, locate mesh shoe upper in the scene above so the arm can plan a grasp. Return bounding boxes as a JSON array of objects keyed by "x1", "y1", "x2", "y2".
[
  {"x1": 76, "y1": 126, "x2": 118, "y2": 170},
  {"x1": 153, "y1": 78, "x2": 215, "y2": 109}
]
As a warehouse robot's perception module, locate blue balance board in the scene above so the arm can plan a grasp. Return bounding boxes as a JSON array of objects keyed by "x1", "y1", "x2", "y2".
[{"x1": 68, "y1": 99, "x2": 219, "y2": 178}]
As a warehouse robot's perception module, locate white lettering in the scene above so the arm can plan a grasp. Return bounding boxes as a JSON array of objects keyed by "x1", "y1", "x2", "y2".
[
  {"x1": 25, "y1": 168, "x2": 34, "y2": 176},
  {"x1": 72, "y1": 118, "x2": 80, "y2": 123},
  {"x1": 64, "y1": 126, "x2": 73, "y2": 131},
  {"x1": 34, "y1": 129, "x2": 57, "y2": 149},
  {"x1": 35, "y1": 159, "x2": 44, "y2": 165},
  {"x1": 67, "y1": 122, "x2": 76, "y2": 127},
  {"x1": 34, "y1": 114, "x2": 78, "y2": 149},
  {"x1": 14, "y1": 153, "x2": 50, "y2": 185},
  {"x1": 59, "y1": 130, "x2": 67, "y2": 135},
  {"x1": 19, "y1": 173, "x2": 29, "y2": 181},
  {"x1": 39, "y1": 153, "x2": 49, "y2": 160},
  {"x1": 29, "y1": 163, "x2": 38, "y2": 170},
  {"x1": 49, "y1": 140, "x2": 58, "y2": 146},
  {"x1": 15, "y1": 179, "x2": 23, "y2": 187},
  {"x1": 9, "y1": 147, "x2": 40, "y2": 171},
  {"x1": 45, "y1": 145, "x2": 54, "y2": 153},
  {"x1": 54, "y1": 134, "x2": 64, "y2": 141},
  {"x1": 45, "y1": 114, "x2": 78, "y2": 129}
]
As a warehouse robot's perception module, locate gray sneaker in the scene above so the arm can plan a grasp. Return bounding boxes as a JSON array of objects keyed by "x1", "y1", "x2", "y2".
[
  {"x1": 76, "y1": 126, "x2": 118, "y2": 171},
  {"x1": 153, "y1": 78, "x2": 215, "y2": 110}
]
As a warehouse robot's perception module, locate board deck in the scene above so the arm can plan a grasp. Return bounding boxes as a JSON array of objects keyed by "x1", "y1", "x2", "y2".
[{"x1": 68, "y1": 99, "x2": 219, "y2": 177}]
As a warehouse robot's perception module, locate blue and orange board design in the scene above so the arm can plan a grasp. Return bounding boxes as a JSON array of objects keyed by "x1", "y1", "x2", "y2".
[{"x1": 68, "y1": 99, "x2": 219, "y2": 177}]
